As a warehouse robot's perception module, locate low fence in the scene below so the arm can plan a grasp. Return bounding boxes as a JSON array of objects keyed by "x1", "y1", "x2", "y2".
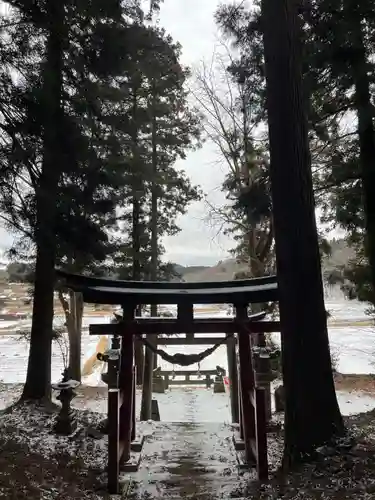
[{"x1": 158, "y1": 369, "x2": 220, "y2": 389}]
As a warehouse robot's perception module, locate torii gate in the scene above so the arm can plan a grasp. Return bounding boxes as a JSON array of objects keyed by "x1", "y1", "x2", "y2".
[{"x1": 57, "y1": 270, "x2": 280, "y2": 494}]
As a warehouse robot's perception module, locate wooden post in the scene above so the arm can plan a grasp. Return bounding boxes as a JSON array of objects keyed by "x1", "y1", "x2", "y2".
[
  {"x1": 131, "y1": 365, "x2": 136, "y2": 441},
  {"x1": 226, "y1": 335, "x2": 239, "y2": 423},
  {"x1": 119, "y1": 305, "x2": 135, "y2": 463},
  {"x1": 236, "y1": 303, "x2": 256, "y2": 464},
  {"x1": 135, "y1": 338, "x2": 144, "y2": 386},
  {"x1": 150, "y1": 303, "x2": 158, "y2": 369},
  {"x1": 107, "y1": 351, "x2": 120, "y2": 494},
  {"x1": 112, "y1": 334, "x2": 120, "y2": 350},
  {"x1": 140, "y1": 339, "x2": 153, "y2": 421},
  {"x1": 134, "y1": 305, "x2": 144, "y2": 386},
  {"x1": 256, "y1": 332, "x2": 272, "y2": 422},
  {"x1": 237, "y1": 363, "x2": 244, "y2": 440},
  {"x1": 255, "y1": 387, "x2": 268, "y2": 480},
  {"x1": 177, "y1": 302, "x2": 194, "y2": 340},
  {"x1": 177, "y1": 301, "x2": 194, "y2": 322}
]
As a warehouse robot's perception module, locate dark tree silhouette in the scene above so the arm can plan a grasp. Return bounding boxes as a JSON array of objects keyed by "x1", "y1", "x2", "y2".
[
  {"x1": 22, "y1": 0, "x2": 65, "y2": 401},
  {"x1": 261, "y1": 0, "x2": 345, "y2": 466}
]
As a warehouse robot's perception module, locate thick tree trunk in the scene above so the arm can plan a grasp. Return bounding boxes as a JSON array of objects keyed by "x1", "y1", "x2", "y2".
[
  {"x1": 261, "y1": 0, "x2": 345, "y2": 466},
  {"x1": 22, "y1": 0, "x2": 64, "y2": 401}
]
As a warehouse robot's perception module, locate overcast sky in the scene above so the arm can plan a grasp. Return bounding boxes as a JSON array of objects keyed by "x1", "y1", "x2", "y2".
[{"x1": 158, "y1": 0, "x2": 234, "y2": 266}]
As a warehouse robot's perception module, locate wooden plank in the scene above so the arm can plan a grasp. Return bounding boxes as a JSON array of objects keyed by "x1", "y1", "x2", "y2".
[
  {"x1": 57, "y1": 268, "x2": 277, "y2": 291},
  {"x1": 165, "y1": 379, "x2": 211, "y2": 386},
  {"x1": 89, "y1": 319, "x2": 281, "y2": 336},
  {"x1": 159, "y1": 369, "x2": 218, "y2": 376},
  {"x1": 157, "y1": 337, "x2": 227, "y2": 345},
  {"x1": 71, "y1": 281, "x2": 279, "y2": 305}
]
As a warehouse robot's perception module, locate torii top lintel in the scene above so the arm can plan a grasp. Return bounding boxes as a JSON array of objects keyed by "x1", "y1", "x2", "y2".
[{"x1": 56, "y1": 269, "x2": 279, "y2": 306}]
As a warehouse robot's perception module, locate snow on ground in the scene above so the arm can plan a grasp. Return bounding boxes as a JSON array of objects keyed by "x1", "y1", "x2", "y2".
[
  {"x1": 336, "y1": 391, "x2": 375, "y2": 415},
  {"x1": 0, "y1": 292, "x2": 374, "y2": 384},
  {"x1": 1, "y1": 381, "x2": 375, "y2": 420},
  {"x1": 76, "y1": 389, "x2": 375, "y2": 419},
  {"x1": 0, "y1": 291, "x2": 374, "y2": 408},
  {"x1": 1, "y1": 386, "x2": 374, "y2": 475}
]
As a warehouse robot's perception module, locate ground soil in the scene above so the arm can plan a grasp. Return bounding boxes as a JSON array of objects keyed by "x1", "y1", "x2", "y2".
[
  {"x1": 1, "y1": 403, "x2": 375, "y2": 499},
  {"x1": 334, "y1": 373, "x2": 375, "y2": 394}
]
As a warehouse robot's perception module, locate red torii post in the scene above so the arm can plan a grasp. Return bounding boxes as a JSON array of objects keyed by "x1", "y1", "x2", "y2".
[
  {"x1": 236, "y1": 303, "x2": 256, "y2": 465},
  {"x1": 107, "y1": 305, "x2": 135, "y2": 494},
  {"x1": 119, "y1": 304, "x2": 135, "y2": 464}
]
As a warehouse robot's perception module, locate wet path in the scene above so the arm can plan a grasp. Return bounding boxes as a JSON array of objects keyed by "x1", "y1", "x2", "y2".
[
  {"x1": 127, "y1": 421, "x2": 249, "y2": 499},
  {"x1": 127, "y1": 389, "x2": 252, "y2": 499}
]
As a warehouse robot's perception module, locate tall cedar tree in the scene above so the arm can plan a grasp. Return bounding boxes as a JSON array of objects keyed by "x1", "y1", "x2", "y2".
[
  {"x1": 261, "y1": 0, "x2": 345, "y2": 465},
  {"x1": 22, "y1": 0, "x2": 65, "y2": 400},
  {"x1": 115, "y1": 27, "x2": 201, "y2": 281}
]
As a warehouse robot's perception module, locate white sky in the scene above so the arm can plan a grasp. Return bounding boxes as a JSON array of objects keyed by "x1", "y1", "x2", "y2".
[{"x1": 158, "y1": 0, "x2": 233, "y2": 266}]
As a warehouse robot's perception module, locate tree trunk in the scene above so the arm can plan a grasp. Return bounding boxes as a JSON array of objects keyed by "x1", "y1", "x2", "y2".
[
  {"x1": 68, "y1": 291, "x2": 83, "y2": 382},
  {"x1": 347, "y1": 2, "x2": 375, "y2": 295},
  {"x1": 261, "y1": 0, "x2": 345, "y2": 466},
  {"x1": 131, "y1": 88, "x2": 144, "y2": 386},
  {"x1": 150, "y1": 83, "x2": 158, "y2": 367},
  {"x1": 134, "y1": 305, "x2": 144, "y2": 386},
  {"x1": 58, "y1": 289, "x2": 84, "y2": 382},
  {"x1": 22, "y1": 0, "x2": 64, "y2": 401}
]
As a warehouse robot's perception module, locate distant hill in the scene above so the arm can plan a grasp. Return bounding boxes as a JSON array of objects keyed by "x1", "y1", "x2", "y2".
[
  {"x1": 174, "y1": 238, "x2": 356, "y2": 282},
  {"x1": 176, "y1": 259, "x2": 245, "y2": 282}
]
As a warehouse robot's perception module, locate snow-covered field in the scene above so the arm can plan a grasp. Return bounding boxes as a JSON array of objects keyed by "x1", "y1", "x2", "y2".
[
  {"x1": 0, "y1": 287, "x2": 374, "y2": 416},
  {"x1": 0, "y1": 288, "x2": 374, "y2": 384}
]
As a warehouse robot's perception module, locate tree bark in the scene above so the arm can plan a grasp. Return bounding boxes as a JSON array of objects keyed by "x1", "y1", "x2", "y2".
[
  {"x1": 131, "y1": 87, "x2": 144, "y2": 386},
  {"x1": 60, "y1": 290, "x2": 83, "y2": 382},
  {"x1": 22, "y1": 0, "x2": 64, "y2": 401},
  {"x1": 261, "y1": 0, "x2": 345, "y2": 466},
  {"x1": 150, "y1": 82, "x2": 158, "y2": 365}
]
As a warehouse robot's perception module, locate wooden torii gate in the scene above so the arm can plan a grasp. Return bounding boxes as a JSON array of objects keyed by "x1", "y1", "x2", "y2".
[{"x1": 57, "y1": 270, "x2": 280, "y2": 494}]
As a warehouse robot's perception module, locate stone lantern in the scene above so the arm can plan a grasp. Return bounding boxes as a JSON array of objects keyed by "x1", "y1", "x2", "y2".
[{"x1": 52, "y1": 368, "x2": 80, "y2": 435}]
